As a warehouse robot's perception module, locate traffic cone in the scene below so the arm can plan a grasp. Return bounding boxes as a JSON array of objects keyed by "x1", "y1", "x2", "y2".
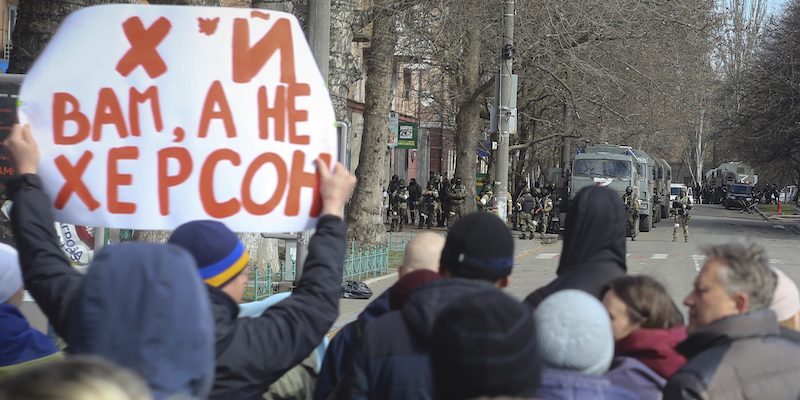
[{"x1": 778, "y1": 200, "x2": 782, "y2": 213}]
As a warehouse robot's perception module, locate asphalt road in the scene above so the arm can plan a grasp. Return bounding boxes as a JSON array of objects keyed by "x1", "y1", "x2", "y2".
[{"x1": 334, "y1": 204, "x2": 800, "y2": 330}]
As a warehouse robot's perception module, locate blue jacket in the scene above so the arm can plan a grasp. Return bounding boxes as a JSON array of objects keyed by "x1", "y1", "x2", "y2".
[
  {"x1": 606, "y1": 356, "x2": 665, "y2": 400},
  {"x1": 536, "y1": 368, "x2": 639, "y2": 400},
  {"x1": 314, "y1": 290, "x2": 391, "y2": 400},
  {"x1": 8, "y1": 174, "x2": 216, "y2": 400},
  {"x1": 0, "y1": 303, "x2": 60, "y2": 371},
  {"x1": 330, "y1": 278, "x2": 501, "y2": 400}
]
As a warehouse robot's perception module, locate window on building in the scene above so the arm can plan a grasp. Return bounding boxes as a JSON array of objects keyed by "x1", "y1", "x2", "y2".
[{"x1": 403, "y1": 70, "x2": 412, "y2": 100}]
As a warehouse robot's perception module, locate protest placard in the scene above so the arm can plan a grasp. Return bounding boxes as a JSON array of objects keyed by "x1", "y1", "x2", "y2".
[{"x1": 19, "y1": 5, "x2": 337, "y2": 232}]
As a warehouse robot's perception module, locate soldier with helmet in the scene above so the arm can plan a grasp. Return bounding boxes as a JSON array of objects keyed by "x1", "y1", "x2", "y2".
[
  {"x1": 447, "y1": 177, "x2": 467, "y2": 227},
  {"x1": 479, "y1": 188, "x2": 495, "y2": 212},
  {"x1": 672, "y1": 187, "x2": 692, "y2": 242},
  {"x1": 517, "y1": 187, "x2": 539, "y2": 240},
  {"x1": 622, "y1": 186, "x2": 639, "y2": 241},
  {"x1": 390, "y1": 179, "x2": 410, "y2": 231},
  {"x1": 419, "y1": 180, "x2": 439, "y2": 229}
]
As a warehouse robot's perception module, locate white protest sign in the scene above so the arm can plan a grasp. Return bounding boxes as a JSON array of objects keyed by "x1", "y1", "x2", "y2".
[{"x1": 19, "y1": 5, "x2": 336, "y2": 232}]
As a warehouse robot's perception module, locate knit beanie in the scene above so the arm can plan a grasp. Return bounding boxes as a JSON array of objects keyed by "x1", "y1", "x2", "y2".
[
  {"x1": 533, "y1": 289, "x2": 614, "y2": 375},
  {"x1": 440, "y1": 212, "x2": 514, "y2": 281},
  {"x1": 0, "y1": 243, "x2": 22, "y2": 303},
  {"x1": 431, "y1": 289, "x2": 540, "y2": 400},
  {"x1": 168, "y1": 221, "x2": 249, "y2": 287},
  {"x1": 389, "y1": 270, "x2": 441, "y2": 310},
  {"x1": 770, "y1": 267, "x2": 800, "y2": 322}
]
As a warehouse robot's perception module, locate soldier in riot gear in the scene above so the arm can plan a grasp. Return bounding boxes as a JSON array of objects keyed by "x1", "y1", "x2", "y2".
[
  {"x1": 447, "y1": 177, "x2": 467, "y2": 227},
  {"x1": 517, "y1": 188, "x2": 539, "y2": 240},
  {"x1": 407, "y1": 178, "x2": 422, "y2": 224},
  {"x1": 390, "y1": 180, "x2": 410, "y2": 232},
  {"x1": 622, "y1": 186, "x2": 639, "y2": 241},
  {"x1": 672, "y1": 187, "x2": 692, "y2": 242},
  {"x1": 419, "y1": 181, "x2": 439, "y2": 229}
]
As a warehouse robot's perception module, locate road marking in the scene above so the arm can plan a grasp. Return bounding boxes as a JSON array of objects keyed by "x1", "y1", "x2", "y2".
[
  {"x1": 692, "y1": 255, "x2": 705, "y2": 272},
  {"x1": 652, "y1": 254, "x2": 669, "y2": 259},
  {"x1": 536, "y1": 253, "x2": 559, "y2": 259}
]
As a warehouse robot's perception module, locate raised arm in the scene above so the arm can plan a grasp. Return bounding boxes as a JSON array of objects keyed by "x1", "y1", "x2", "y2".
[{"x1": 4, "y1": 124, "x2": 83, "y2": 339}]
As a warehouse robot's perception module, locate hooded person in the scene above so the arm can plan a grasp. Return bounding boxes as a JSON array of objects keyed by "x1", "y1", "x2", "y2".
[
  {"x1": 6, "y1": 176, "x2": 215, "y2": 400},
  {"x1": 524, "y1": 185, "x2": 627, "y2": 309},
  {"x1": 330, "y1": 212, "x2": 515, "y2": 400},
  {"x1": 0, "y1": 243, "x2": 63, "y2": 382}
]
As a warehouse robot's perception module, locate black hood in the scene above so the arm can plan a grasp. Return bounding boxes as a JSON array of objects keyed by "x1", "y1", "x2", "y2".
[
  {"x1": 557, "y1": 185, "x2": 627, "y2": 276},
  {"x1": 401, "y1": 278, "x2": 499, "y2": 340},
  {"x1": 67, "y1": 243, "x2": 215, "y2": 400}
]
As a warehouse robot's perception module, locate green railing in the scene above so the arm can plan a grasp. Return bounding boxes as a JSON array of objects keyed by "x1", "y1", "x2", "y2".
[{"x1": 242, "y1": 232, "x2": 418, "y2": 302}]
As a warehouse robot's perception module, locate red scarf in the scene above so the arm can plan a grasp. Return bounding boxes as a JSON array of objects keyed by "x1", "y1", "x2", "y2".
[{"x1": 615, "y1": 326, "x2": 688, "y2": 379}]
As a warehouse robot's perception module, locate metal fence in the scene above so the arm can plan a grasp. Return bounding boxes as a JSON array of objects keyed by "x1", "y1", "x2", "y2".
[{"x1": 242, "y1": 232, "x2": 418, "y2": 302}]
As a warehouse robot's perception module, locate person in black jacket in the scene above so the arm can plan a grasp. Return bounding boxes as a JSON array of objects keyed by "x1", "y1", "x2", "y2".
[
  {"x1": 3, "y1": 124, "x2": 216, "y2": 400},
  {"x1": 167, "y1": 158, "x2": 356, "y2": 400},
  {"x1": 524, "y1": 185, "x2": 627, "y2": 309},
  {"x1": 4, "y1": 124, "x2": 358, "y2": 400},
  {"x1": 330, "y1": 212, "x2": 517, "y2": 400}
]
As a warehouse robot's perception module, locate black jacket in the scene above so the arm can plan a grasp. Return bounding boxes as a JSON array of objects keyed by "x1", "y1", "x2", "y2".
[
  {"x1": 8, "y1": 175, "x2": 216, "y2": 400},
  {"x1": 208, "y1": 215, "x2": 347, "y2": 400},
  {"x1": 664, "y1": 310, "x2": 800, "y2": 400},
  {"x1": 524, "y1": 185, "x2": 627, "y2": 309},
  {"x1": 331, "y1": 278, "x2": 501, "y2": 400}
]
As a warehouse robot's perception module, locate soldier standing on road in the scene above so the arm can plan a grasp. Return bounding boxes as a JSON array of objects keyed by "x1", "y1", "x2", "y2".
[
  {"x1": 517, "y1": 188, "x2": 537, "y2": 240},
  {"x1": 407, "y1": 178, "x2": 421, "y2": 225},
  {"x1": 672, "y1": 187, "x2": 692, "y2": 242},
  {"x1": 419, "y1": 181, "x2": 439, "y2": 229},
  {"x1": 622, "y1": 186, "x2": 639, "y2": 241},
  {"x1": 448, "y1": 177, "x2": 467, "y2": 227},
  {"x1": 439, "y1": 177, "x2": 452, "y2": 227},
  {"x1": 479, "y1": 189, "x2": 495, "y2": 213}
]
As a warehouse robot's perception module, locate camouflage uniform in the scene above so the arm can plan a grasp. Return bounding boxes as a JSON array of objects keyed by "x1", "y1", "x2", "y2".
[
  {"x1": 517, "y1": 188, "x2": 537, "y2": 239},
  {"x1": 673, "y1": 189, "x2": 692, "y2": 242},
  {"x1": 390, "y1": 181, "x2": 409, "y2": 231},
  {"x1": 447, "y1": 178, "x2": 467, "y2": 227},
  {"x1": 419, "y1": 182, "x2": 439, "y2": 229},
  {"x1": 479, "y1": 190, "x2": 495, "y2": 212},
  {"x1": 622, "y1": 186, "x2": 639, "y2": 241}
]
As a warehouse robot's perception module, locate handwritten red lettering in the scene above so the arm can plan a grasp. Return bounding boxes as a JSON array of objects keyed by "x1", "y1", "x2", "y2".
[
  {"x1": 54, "y1": 152, "x2": 100, "y2": 211},
  {"x1": 199, "y1": 149, "x2": 241, "y2": 218},
  {"x1": 285, "y1": 151, "x2": 330, "y2": 217},
  {"x1": 129, "y1": 86, "x2": 164, "y2": 137},
  {"x1": 242, "y1": 152, "x2": 287, "y2": 215},
  {"x1": 53, "y1": 93, "x2": 90, "y2": 145},
  {"x1": 257, "y1": 85, "x2": 286, "y2": 141},
  {"x1": 198, "y1": 81, "x2": 236, "y2": 138},
  {"x1": 158, "y1": 147, "x2": 193, "y2": 216},
  {"x1": 93, "y1": 88, "x2": 129, "y2": 142},
  {"x1": 232, "y1": 18, "x2": 296, "y2": 84},
  {"x1": 287, "y1": 83, "x2": 310, "y2": 145},
  {"x1": 107, "y1": 146, "x2": 138, "y2": 214},
  {"x1": 116, "y1": 17, "x2": 172, "y2": 79}
]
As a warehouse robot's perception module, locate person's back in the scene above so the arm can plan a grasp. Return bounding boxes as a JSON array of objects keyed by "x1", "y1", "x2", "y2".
[
  {"x1": 525, "y1": 186, "x2": 627, "y2": 309},
  {"x1": 168, "y1": 159, "x2": 356, "y2": 400},
  {"x1": 331, "y1": 213, "x2": 515, "y2": 400},
  {"x1": 0, "y1": 243, "x2": 62, "y2": 383}
]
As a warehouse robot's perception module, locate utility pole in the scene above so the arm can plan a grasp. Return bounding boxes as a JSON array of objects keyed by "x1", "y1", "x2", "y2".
[
  {"x1": 296, "y1": 0, "x2": 331, "y2": 278},
  {"x1": 493, "y1": 0, "x2": 516, "y2": 222}
]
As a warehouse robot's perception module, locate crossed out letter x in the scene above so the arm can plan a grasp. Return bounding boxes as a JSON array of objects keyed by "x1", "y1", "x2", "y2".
[
  {"x1": 54, "y1": 153, "x2": 101, "y2": 211},
  {"x1": 116, "y1": 17, "x2": 172, "y2": 79}
]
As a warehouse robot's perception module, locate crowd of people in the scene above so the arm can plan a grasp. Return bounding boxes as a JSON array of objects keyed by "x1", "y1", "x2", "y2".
[{"x1": 2, "y1": 122, "x2": 800, "y2": 400}]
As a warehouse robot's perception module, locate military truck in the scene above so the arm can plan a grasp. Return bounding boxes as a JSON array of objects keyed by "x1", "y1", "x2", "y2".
[
  {"x1": 703, "y1": 162, "x2": 757, "y2": 204},
  {"x1": 569, "y1": 145, "x2": 642, "y2": 232},
  {"x1": 632, "y1": 149, "x2": 656, "y2": 232},
  {"x1": 654, "y1": 158, "x2": 672, "y2": 220}
]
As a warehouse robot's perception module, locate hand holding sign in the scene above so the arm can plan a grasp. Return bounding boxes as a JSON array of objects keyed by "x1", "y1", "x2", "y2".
[
  {"x1": 4, "y1": 124, "x2": 39, "y2": 176},
  {"x1": 20, "y1": 5, "x2": 337, "y2": 232}
]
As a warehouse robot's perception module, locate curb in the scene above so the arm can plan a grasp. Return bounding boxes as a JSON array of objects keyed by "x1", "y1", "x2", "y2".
[{"x1": 363, "y1": 271, "x2": 398, "y2": 286}]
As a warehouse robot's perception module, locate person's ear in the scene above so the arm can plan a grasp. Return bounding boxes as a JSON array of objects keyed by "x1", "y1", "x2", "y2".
[
  {"x1": 496, "y1": 275, "x2": 510, "y2": 288},
  {"x1": 398, "y1": 265, "x2": 405, "y2": 277},
  {"x1": 734, "y1": 291, "x2": 750, "y2": 314}
]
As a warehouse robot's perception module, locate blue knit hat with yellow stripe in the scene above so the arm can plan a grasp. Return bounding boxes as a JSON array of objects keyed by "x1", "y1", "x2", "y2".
[{"x1": 168, "y1": 221, "x2": 249, "y2": 287}]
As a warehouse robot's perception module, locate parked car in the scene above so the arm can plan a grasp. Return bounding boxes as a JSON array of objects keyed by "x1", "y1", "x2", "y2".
[{"x1": 725, "y1": 183, "x2": 754, "y2": 210}]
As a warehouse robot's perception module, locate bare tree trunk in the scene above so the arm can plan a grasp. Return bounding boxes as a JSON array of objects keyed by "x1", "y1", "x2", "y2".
[
  {"x1": 345, "y1": 5, "x2": 396, "y2": 245},
  {"x1": 453, "y1": 17, "x2": 481, "y2": 214},
  {"x1": 252, "y1": 0, "x2": 293, "y2": 13},
  {"x1": 329, "y1": 0, "x2": 359, "y2": 124},
  {"x1": 8, "y1": 0, "x2": 141, "y2": 74}
]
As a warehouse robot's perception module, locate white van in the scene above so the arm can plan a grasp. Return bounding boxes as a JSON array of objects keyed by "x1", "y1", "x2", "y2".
[{"x1": 670, "y1": 184, "x2": 692, "y2": 202}]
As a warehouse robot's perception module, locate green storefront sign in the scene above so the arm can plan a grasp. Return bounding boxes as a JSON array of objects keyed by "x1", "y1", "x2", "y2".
[{"x1": 396, "y1": 122, "x2": 418, "y2": 149}]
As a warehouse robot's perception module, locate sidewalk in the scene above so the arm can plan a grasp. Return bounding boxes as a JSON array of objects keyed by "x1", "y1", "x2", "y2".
[{"x1": 331, "y1": 231, "x2": 559, "y2": 334}]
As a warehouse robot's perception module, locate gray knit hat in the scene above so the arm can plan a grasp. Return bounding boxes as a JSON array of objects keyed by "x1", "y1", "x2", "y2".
[
  {"x1": 0, "y1": 243, "x2": 22, "y2": 304},
  {"x1": 532, "y1": 289, "x2": 614, "y2": 375}
]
